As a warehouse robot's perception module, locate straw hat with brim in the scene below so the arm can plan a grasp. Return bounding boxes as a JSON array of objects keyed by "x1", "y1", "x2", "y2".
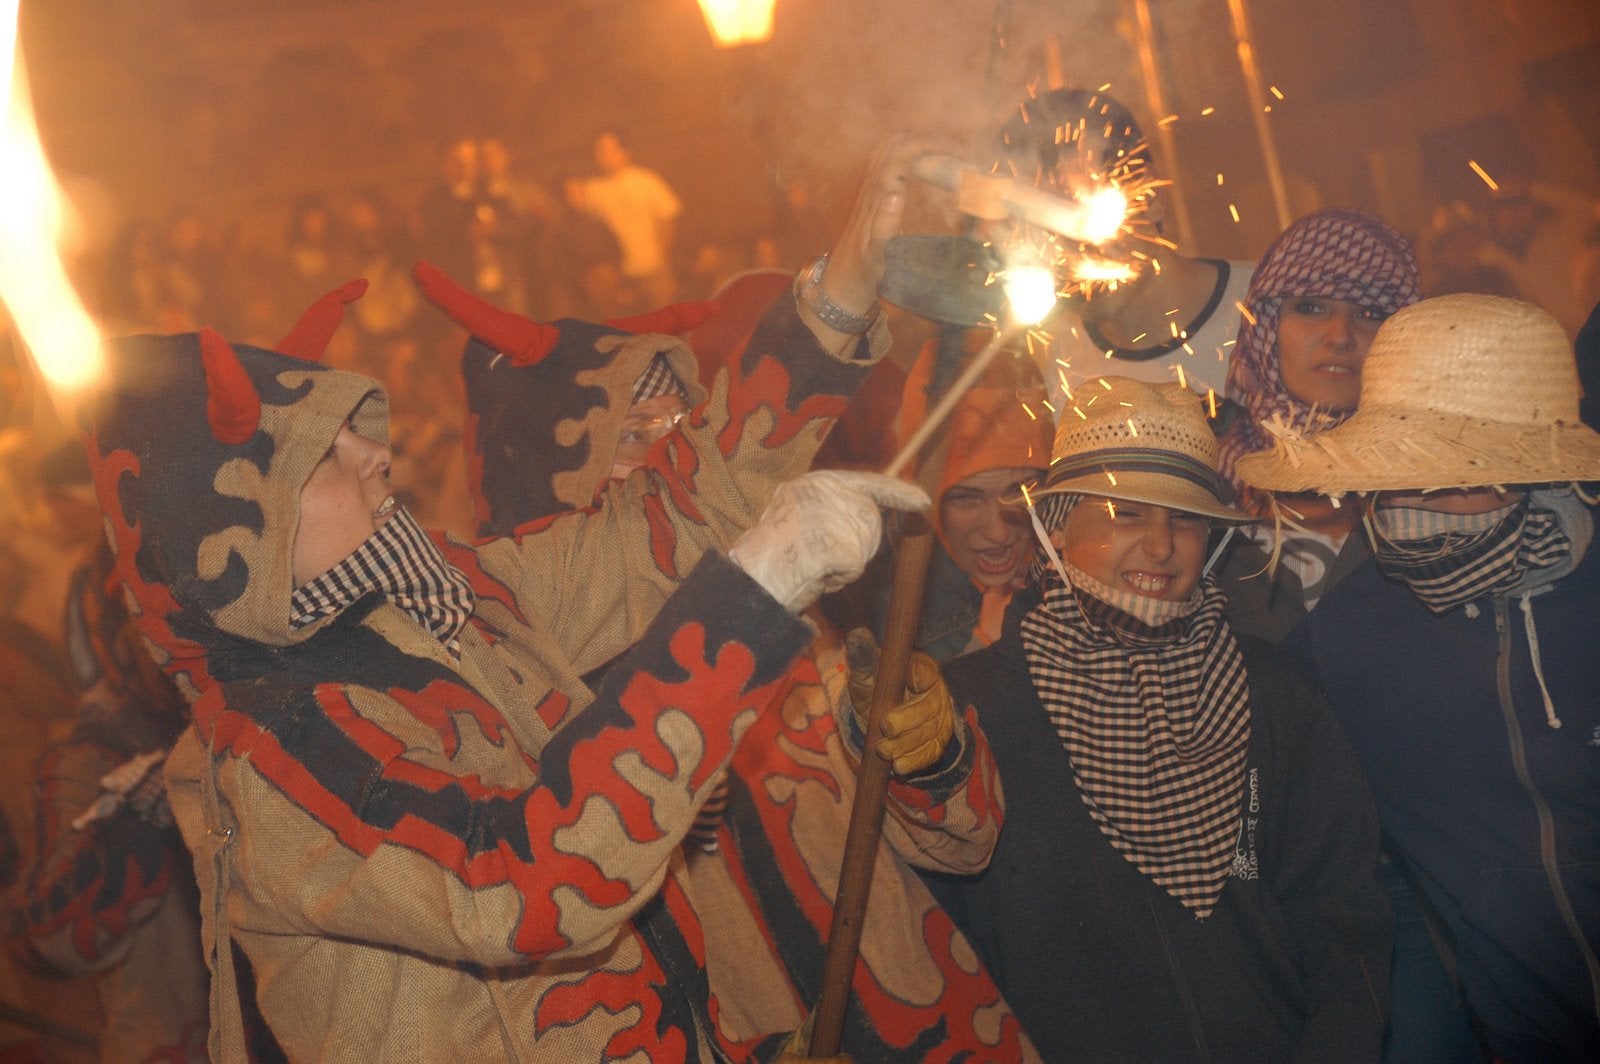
[
  {"x1": 1021, "y1": 377, "x2": 1252, "y2": 522},
  {"x1": 1235, "y1": 294, "x2": 1600, "y2": 494}
]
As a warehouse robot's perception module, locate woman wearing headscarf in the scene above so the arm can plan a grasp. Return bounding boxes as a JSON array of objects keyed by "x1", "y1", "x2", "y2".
[
  {"x1": 925, "y1": 377, "x2": 1391, "y2": 1063},
  {"x1": 1236, "y1": 294, "x2": 1600, "y2": 1064},
  {"x1": 1213, "y1": 208, "x2": 1421, "y2": 643}
]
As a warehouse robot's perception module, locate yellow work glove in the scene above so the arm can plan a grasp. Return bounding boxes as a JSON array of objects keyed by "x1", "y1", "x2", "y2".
[{"x1": 844, "y1": 627, "x2": 957, "y2": 777}]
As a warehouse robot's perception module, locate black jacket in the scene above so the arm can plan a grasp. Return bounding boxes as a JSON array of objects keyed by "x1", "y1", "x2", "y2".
[{"x1": 927, "y1": 591, "x2": 1391, "y2": 1063}]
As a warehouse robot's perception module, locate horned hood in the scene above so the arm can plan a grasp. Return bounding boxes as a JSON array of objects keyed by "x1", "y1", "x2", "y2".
[
  {"x1": 463, "y1": 320, "x2": 707, "y2": 535},
  {"x1": 83, "y1": 328, "x2": 388, "y2": 696}
]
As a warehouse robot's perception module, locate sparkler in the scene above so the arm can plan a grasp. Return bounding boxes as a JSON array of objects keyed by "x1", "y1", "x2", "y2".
[
  {"x1": 1, "y1": 1, "x2": 104, "y2": 393},
  {"x1": 912, "y1": 154, "x2": 1128, "y2": 246}
]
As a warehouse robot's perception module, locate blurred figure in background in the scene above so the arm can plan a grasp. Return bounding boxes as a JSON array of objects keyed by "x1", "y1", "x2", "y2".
[
  {"x1": 578, "y1": 131, "x2": 682, "y2": 313},
  {"x1": 6, "y1": 543, "x2": 210, "y2": 1064},
  {"x1": 479, "y1": 135, "x2": 557, "y2": 318},
  {"x1": 1421, "y1": 203, "x2": 1521, "y2": 300}
]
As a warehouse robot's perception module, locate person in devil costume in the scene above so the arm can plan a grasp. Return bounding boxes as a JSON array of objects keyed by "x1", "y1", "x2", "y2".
[
  {"x1": 453, "y1": 243, "x2": 1039, "y2": 1062},
  {"x1": 81, "y1": 141, "x2": 931, "y2": 1062}
]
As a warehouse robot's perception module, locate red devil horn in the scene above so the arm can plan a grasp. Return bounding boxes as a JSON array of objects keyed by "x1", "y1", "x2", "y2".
[
  {"x1": 605, "y1": 300, "x2": 721, "y2": 336},
  {"x1": 412, "y1": 260, "x2": 559, "y2": 366},
  {"x1": 200, "y1": 327, "x2": 261, "y2": 445},
  {"x1": 275, "y1": 279, "x2": 368, "y2": 362}
]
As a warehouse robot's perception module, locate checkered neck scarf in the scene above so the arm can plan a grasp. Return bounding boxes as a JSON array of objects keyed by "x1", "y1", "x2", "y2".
[
  {"x1": 1020, "y1": 565, "x2": 1251, "y2": 918},
  {"x1": 1370, "y1": 499, "x2": 1571, "y2": 613},
  {"x1": 1219, "y1": 209, "x2": 1420, "y2": 500},
  {"x1": 290, "y1": 506, "x2": 475, "y2": 653},
  {"x1": 632, "y1": 354, "x2": 687, "y2": 403}
]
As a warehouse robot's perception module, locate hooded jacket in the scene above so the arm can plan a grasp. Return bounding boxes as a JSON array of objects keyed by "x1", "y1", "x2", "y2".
[
  {"x1": 1286, "y1": 492, "x2": 1600, "y2": 1063},
  {"x1": 82, "y1": 292, "x2": 877, "y2": 1062}
]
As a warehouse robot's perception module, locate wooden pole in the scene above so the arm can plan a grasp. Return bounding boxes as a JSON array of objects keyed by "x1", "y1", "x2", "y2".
[
  {"x1": 1128, "y1": 0, "x2": 1198, "y2": 251},
  {"x1": 1225, "y1": 0, "x2": 1293, "y2": 230},
  {"x1": 808, "y1": 324, "x2": 1017, "y2": 1056}
]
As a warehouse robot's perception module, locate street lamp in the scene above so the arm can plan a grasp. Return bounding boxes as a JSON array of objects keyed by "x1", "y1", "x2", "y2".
[{"x1": 695, "y1": 0, "x2": 777, "y2": 48}]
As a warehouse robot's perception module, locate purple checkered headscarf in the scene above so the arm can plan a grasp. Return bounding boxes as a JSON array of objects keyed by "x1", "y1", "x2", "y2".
[{"x1": 1218, "y1": 209, "x2": 1420, "y2": 497}]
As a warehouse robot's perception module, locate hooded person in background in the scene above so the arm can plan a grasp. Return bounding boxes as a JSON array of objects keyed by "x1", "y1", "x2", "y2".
[
  {"x1": 925, "y1": 377, "x2": 1391, "y2": 1063},
  {"x1": 458, "y1": 232, "x2": 1036, "y2": 1062},
  {"x1": 1236, "y1": 293, "x2": 1600, "y2": 1064},
  {"x1": 821, "y1": 348, "x2": 1054, "y2": 663},
  {"x1": 80, "y1": 137, "x2": 930, "y2": 1062}
]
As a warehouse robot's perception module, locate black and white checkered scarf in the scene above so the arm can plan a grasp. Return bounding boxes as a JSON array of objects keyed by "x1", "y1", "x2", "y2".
[
  {"x1": 290, "y1": 506, "x2": 475, "y2": 654},
  {"x1": 1371, "y1": 498, "x2": 1571, "y2": 613},
  {"x1": 1020, "y1": 563, "x2": 1251, "y2": 918},
  {"x1": 632, "y1": 354, "x2": 687, "y2": 403}
]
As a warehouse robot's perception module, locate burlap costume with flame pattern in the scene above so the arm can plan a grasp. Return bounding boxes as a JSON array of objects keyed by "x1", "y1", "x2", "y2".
[
  {"x1": 462, "y1": 299, "x2": 1038, "y2": 1061},
  {"x1": 80, "y1": 274, "x2": 883, "y2": 1061}
]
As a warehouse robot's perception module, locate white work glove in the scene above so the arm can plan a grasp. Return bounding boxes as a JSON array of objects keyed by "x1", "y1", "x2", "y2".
[{"x1": 729, "y1": 470, "x2": 929, "y2": 613}]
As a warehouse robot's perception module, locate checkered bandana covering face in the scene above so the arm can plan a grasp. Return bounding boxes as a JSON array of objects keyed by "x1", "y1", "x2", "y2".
[
  {"x1": 1020, "y1": 565, "x2": 1251, "y2": 918},
  {"x1": 631, "y1": 354, "x2": 688, "y2": 403},
  {"x1": 289, "y1": 506, "x2": 475, "y2": 653},
  {"x1": 1219, "y1": 209, "x2": 1420, "y2": 496},
  {"x1": 1370, "y1": 498, "x2": 1571, "y2": 614}
]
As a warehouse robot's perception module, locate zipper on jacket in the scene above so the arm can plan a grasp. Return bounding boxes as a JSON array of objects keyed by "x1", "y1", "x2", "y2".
[
  {"x1": 1147, "y1": 891, "x2": 1212, "y2": 1063},
  {"x1": 1492, "y1": 597, "x2": 1600, "y2": 1025}
]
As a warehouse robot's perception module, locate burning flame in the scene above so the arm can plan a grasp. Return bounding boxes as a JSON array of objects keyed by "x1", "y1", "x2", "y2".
[{"x1": 1, "y1": 0, "x2": 105, "y2": 392}]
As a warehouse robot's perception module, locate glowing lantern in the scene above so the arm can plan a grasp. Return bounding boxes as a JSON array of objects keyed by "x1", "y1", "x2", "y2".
[{"x1": 696, "y1": 0, "x2": 778, "y2": 47}]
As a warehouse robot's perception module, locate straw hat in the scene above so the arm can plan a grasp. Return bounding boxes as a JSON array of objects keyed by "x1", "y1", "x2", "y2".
[
  {"x1": 1028, "y1": 377, "x2": 1250, "y2": 522},
  {"x1": 1235, "y1": 294, "x2": 1600, "y2": 493}
]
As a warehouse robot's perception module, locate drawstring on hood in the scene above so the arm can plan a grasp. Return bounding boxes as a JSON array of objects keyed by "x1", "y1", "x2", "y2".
[{"x1": 1369, "y1": 487, "x2": 1593, "y2": 731}]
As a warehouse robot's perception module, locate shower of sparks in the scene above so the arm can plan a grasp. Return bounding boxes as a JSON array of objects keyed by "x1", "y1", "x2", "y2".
[{"x1": 1468, "y1": 159, "x2": 1499, "y2": 192}]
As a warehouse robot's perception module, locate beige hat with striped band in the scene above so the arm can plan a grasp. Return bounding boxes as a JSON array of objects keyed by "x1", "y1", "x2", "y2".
[
  {"x1": 1236, "y1": 294, "x2": 1600, "y2": 493},
  {"x1": 1025, "y1": 377, "x2": 1251, "y2": 522}
]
